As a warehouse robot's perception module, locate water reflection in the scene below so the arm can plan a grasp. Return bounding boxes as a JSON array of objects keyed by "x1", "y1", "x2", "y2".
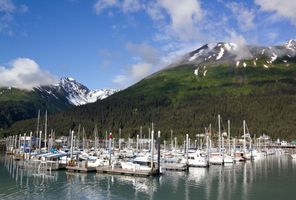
[
  {"x1": 2, "y1": 156, "x2": 58, "y2": 184},
  {"x1": 1, "y1": 155, "x2": 296, "y2": 200}
]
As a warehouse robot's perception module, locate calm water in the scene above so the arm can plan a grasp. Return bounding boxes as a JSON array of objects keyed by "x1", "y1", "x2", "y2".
[{"x1": 1, "y1": 155, "x2": 296, "y2": 200}]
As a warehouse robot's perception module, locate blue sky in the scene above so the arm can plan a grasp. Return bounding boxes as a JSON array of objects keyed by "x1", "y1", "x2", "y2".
[{"x1": 0, "y1": 0, "x2": 296, "y2": 90}]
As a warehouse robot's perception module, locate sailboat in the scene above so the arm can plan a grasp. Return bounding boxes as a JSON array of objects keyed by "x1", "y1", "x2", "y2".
[{"x1": 209, "y1": 114, "x2": 234, "y2": 165}]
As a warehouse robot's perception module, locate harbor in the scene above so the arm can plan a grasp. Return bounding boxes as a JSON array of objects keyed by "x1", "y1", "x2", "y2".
[
  {"x1": 1, "y1": 114, "x2": 296, "y2": 199},
  {"x1": 1, "y1": 0, "x2": 296, "y2": 199},
  {"x1": 1, "y1": 153, "x2": 296, "y2": 200},
  {"x1": 2, "y1": 115, "x2": 296, "y2": 177}
]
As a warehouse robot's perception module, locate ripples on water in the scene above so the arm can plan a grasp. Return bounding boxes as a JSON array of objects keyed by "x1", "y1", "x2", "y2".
[{"x1": 0, "y1": 155, "x2": 295, "y2": 200}]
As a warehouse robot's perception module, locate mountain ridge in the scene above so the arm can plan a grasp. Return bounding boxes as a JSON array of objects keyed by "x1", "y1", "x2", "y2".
[
  {"x1": 3, "y1": 40, "x2": 296, "y2": 140},
  {"x1": 38, "y1": 77, "x2": 119, "y2": 106},
  {"x1": 0, "y1": 77, "x2": 118, "y2": 129}
]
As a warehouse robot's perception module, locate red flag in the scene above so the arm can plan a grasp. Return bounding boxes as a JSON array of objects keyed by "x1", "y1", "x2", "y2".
[{"x1": 109, "y1": 132, "x2": 112, "y2": 139}]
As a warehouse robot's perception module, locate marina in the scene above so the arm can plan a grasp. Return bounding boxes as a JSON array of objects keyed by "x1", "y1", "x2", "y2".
[
  {"x1": 1, "y1": 0, "x2": 296, "y2": 199},
  {"x1": 2, "y1": 117, "x2": 295, "y2": 178},
  {"x1": 1, "y1": 153, "x2": 296, "y2": 200},
  {"x1": 2, "y1": 115, "x2": 296, "y2": 200}
]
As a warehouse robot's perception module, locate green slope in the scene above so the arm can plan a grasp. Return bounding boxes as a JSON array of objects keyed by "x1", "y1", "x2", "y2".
[
  {"x1": 0, "y1": 88, "x2": 72, "y2": 131},
  {"x1": 4, "y1": 60, "x2": 296, "y2": 140}
]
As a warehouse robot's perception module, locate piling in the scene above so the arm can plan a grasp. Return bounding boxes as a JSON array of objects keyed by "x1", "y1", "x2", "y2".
[
  {"x1": 150, "y1": 130, "x2": 154, "y2": 170},
  {"x1": 157, "y1": 131, "x2": 161, "y2": 175}
]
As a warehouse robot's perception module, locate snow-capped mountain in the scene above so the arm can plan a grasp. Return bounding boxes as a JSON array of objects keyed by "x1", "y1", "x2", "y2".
[
  {"x1": 0, "y1": 77, "x2": 118, "y2": 129},
  {"x1": 183, "y1": 40, "x2": 296, "y2": 76},
  {"x1": 37, "y1": 77, "x2": 119, "y2": 106}
]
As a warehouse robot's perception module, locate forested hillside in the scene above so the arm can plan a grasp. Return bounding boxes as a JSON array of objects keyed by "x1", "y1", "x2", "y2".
[{"x1": 3, "y1": 41, "x2": 296, "y2": 140}]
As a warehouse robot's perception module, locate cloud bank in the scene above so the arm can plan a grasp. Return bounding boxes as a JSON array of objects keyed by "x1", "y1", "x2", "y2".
[
  {"x1": 0, "y1": 58, "x2": 58, "y2": 90},
  {"x1": 255, "y1": 0, "x2": 296, "y2": 25},
  {"x1": 93, "y1": 0, "x2": 296, "y2": 88}
]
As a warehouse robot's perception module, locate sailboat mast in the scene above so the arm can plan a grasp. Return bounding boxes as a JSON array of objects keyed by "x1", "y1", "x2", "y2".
[
  {"x1": 94, "y1": 125, "x2": 98, "y2": 150},
  {"x1": 140, "y1": 126, "x2": 142, "y2": 150},
  {"x1": 77, "y1": 124, "x2": 81, "y2": 149},
  {"x1": 36, "y1": 109, "x2": 40, "y2": 145},
  {"x1": 119, "y1": 128, "x2": 121, "y2": 150},
  {"x1": 228, "y1": 120, "x2": 230, "y2": 155},
  {"x1": 82, "y1": 127, "x2": 85, "y2": 151},
  {"x1": 171, "y1": 129, "x2": 173, "y2": 150},
  {"x1": 218, "y1": 114, "x2": 221, "y2": 152},
  {"x1": 44, "y1": 110, "x2": 47, "y2": 152},
  {"x1": 243, "y1": 120, "x2": 246, "y2": 154}
]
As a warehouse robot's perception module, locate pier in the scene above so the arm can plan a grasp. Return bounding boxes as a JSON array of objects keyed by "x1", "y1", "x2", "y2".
[
  {"x1": 96, "y1": 166, "x2": 159, "y2": 177},
  {"x1": 66, "y1": 165, "x2": 96, "y2": 173},
  {"x1": 161, "y1": 163, "x2": 188, "y2": 171}
]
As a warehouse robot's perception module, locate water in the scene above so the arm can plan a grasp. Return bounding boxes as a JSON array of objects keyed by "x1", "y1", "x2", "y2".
[{"x1": 0, "y1": 155, "x2": 296, "y2": 199}]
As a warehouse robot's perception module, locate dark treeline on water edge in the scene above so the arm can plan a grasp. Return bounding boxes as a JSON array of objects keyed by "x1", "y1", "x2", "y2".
[{"x1": 2, "y1": 93, "x2": 296, "y2": 140}]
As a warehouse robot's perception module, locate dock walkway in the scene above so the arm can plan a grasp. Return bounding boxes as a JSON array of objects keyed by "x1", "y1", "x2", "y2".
[
  {"x1": 161, "y1": 163, "x2": 188, "y2": 171},
  {"x1": 96, "y1": 166, "x2": 159, "y2": 177},
  {"x1": 66, "y1": 165, "x2": 96, "y2": 173}
]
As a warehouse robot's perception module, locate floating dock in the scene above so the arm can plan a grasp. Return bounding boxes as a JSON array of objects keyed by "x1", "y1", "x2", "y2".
[
  {"x1": 96, "y1": 166, "x2": 159, "y2": 177},
  {"x1": 66, "y1": 165, "x2": 96, "y2": 173},
  {"x1": 161, "y1": 163, "x2": 188, "y2": 171}
]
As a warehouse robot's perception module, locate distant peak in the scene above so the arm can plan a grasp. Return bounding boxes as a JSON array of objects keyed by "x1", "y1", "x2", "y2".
[
  {"x1": 67, "y1": 77, "x2": 75, "y2": 81},
  {"x1": 60, "y1": 77, "x2": 76, "y2": 82},
  {"x1": 285, "y1": 39, "x2": 296, "y2": 51},
  {"x1": 287, "y1": 39, "x2": 296, "y2": 43}
]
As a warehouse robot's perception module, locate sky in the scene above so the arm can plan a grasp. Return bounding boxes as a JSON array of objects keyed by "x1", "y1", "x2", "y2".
[{"x1": 0, "y1": 0, "x2": 296, "y2": 90}]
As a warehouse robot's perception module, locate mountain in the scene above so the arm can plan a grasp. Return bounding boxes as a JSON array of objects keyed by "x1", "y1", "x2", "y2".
[
  {"x1": 0, "y1": 78, "x2": 118, "y2": 130},
  {"x1": 184, "y1": 40, "x2": 296, "y2": 67},
  {"x1": 40, "y1": 77, "x2": 119, "y2": 106},
  {"x1": 118, "y1": 40, "x2": 296, "y2": 100},
  {"x1": 5, "y1": 40, "x2": 296, "y2": 140}
]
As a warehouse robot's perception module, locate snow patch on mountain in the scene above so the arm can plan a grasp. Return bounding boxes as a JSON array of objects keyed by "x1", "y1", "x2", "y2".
[
  {"x1": 58, "y1": 77, "x2": 118, "y2": 106},
  {"x1": 36, "y1": 77, "x2": 119, "y2": 106},
  {"x1": 216, "y1": 48, "x2": 225, "y2": 60},
  {"x1": 185, "y1": 40, "x2": 296, "y2": 71},
  {"x1": 286, "y1": 40, "x2": 296, "y2": 51}
]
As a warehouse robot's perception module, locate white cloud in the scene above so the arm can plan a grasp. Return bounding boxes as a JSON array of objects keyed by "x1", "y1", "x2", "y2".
[
  {"x1": 126, "y1": 42, "x2": 159, "y2": 64},
  {"x1": 266, "y1": 32, "x2": 278, "y2": 42},
  {"x1": 130, "y1": 62, "x2": 151, "y2": 80},
  {"x1": 113, "y1": 74, "x2": 128, "y2": 84},
  {"x1": 225, "y1": 31, "x2": 252, "y2": 60},
  {"x1": 112, "y1": 43, "x2": 158, "y2": 88},
  {"x1": 226, "y1": 31, "x2": 248, "y2": 46},
  {"x1": 94, "y1": 0, "x2": 142, "y2": 14},
  {"x1": 112, "y1": 62, "x2": 151, "y2": 89},
  {"x1": 0, "y1": 13, "x2": 12, "y2": 32},
  {"x1": 0, "y1": 0, "x2": 28, "y2": 35},
  {"x1": 147, "y1": 0, "x2": 203, "y2": 41},
  {"x1": 0, "y1": 0, "x2": 15, "y2": 13},
  {"x1": 106, "y1": 1, "x2": 205, "y2": 88},
  {"x1": 255, "y1": 0, "x2": 296, "y2": 25},
  {"x1": 94, "y1": 0, "x2": 118, "y2": 14},
  {"x1": 146, "y1": 1, "x2": 164, "y2": 21},
  {"x1": 0, "y1": 58, "x2": 58, "y2": 90},
  {"x1": 226, "y1": 2, "x2": 255, "y2": 31},
  {"x1": 122, "y1": 0, "x2": 142, "y2": 13},
  {"x1": 94, "y1": 0, "x2": 203, "y2": 41},
  {"x1": 98, "y1": 0, "x2": 295, "y2": 88}
]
